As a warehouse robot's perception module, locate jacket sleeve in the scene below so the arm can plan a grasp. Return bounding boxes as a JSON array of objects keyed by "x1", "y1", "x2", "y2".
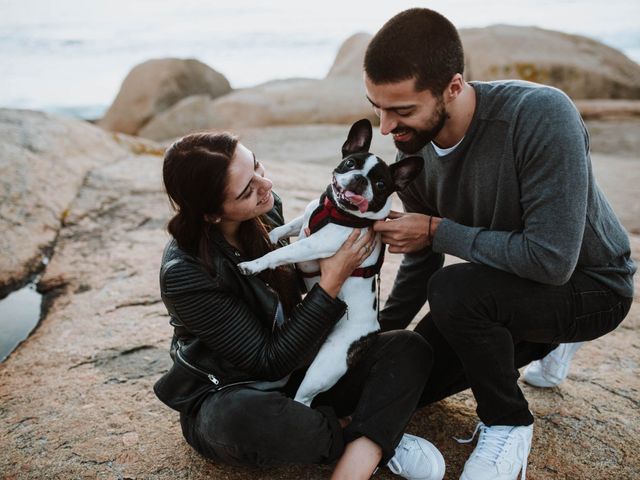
[{"x1": 162, "y1": 260, "x2": 346, "y2": 381}]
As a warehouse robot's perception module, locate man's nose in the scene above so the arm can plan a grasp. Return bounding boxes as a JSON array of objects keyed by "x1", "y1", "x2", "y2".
[{"x1": 379, "y1": 110, "x2": 397, "y2": 136}]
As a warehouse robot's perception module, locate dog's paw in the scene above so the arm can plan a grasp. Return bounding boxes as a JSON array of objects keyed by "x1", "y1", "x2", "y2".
[
  {"x1": 268, "y1": 229, "x2": 282, "y2": 245},
  {"x1": 237, "y1": 261, "x2": 261, "y2": 276}
]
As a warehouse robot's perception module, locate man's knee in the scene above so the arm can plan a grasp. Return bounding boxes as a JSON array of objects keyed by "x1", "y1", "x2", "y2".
[{"x1": 427, "y1": 263, "x2": 490, "y2": 330}]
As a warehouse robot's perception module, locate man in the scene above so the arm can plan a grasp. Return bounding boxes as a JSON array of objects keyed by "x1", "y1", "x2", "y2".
[{"x1": 366, "y1": 8, "x2": 636, "y2": 480}]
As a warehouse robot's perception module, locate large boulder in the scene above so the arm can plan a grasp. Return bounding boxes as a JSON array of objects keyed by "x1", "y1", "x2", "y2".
[
  {"x1": 98, "y1": 58, "x2": 232, "y2": 135},
  {"x1": 137, "y1": 34, "x2": 378, "y2": 141},
  {"x1": 326, "y1": 32, "x2": 372, "y2": 79},
  {"x1": 138, "y1": 26, "x2": 640, "y2": 141},
  {"x1": 137, "y1": 94, "x2": 214, "y2": 141},
  {"x1": 459, "y1": 25, "x2": 640, "y2": 99},
  {"x1": 138, "y1": 78, "x2": 377, "y2": 141},
  {"x1": 0, "y1": 109, "x2": 132, "y2": 292}
]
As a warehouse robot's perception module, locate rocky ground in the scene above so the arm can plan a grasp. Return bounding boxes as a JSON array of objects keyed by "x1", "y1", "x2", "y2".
[{"x1": 0, "y1": 113, "x2": 639, "y2": 479}]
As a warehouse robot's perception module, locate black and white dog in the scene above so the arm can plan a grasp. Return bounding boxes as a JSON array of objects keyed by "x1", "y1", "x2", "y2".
[{"x1": 238, "y1": 119, "x2": 423, "y2": 406}]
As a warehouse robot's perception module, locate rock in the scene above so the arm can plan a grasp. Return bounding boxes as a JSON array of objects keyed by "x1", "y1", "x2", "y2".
[
  {"x1": 459, "y1": 25, "x2": 640, "y2": 99},
  {"x1": 591, "y1": 153, "x2": 640, "y2": 234},
  {"x1": 0, "y1": 117, "x2": 638, "y2": 478},
  {"x1": 326, "y1": 32, "x2": 372, "y2": 79},
  {"x1": 585, "y1": 118, "x2": 640, "y2": 158},
  {"x1": 137, "y1": 27, "x2": 640, "y2": 141},
  {"x1": 138, "y1": 78, "x2": 377, "y2": 141},
  {"x1": 137, "y1": 94, "x2": 215, "y2": 141},
  {"x1": 98, "y1": 58, "x2": 232, "y2": 135},
  {"x1": 584, "y1": 118, "x2": 640, "y2": 234},
  {"x1": 322, "y1": 27, "x2": 640, "y2": 99},
  {"x1": 575, "y1": 99, "x2": 640, "y2": 119},
  {"x1": 0, "y1": 109, "x2": 130, "y2": 292},
  {"x1": 138, "y1": 33, "x2": 378, "y2": 141},
  {"x1": 204, "y1": 77, "x2": 374, "y2": 127}
]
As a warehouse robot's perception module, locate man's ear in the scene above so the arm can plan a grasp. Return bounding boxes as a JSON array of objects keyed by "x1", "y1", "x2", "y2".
[
  {"x1": 390, "y1": 156, "x2": 424, "y2": 191},
  {"x1": 342, "y1": 119, "x2": 373, "y2": 158}
]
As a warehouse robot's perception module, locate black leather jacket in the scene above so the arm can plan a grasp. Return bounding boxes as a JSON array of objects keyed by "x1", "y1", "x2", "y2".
[{"x1": 154, "y1": 194, "x2": 347, "y2": 414}]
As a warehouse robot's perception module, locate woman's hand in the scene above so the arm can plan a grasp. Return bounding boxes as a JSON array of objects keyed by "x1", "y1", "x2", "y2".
[{"x1": 318, "y1": 229, "x2": 376, "y2": 298}]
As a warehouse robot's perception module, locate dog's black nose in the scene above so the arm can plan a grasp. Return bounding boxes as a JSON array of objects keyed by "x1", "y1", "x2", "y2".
[{"x1": 347, "y1": 174, "x2": 368, "y2": 194}]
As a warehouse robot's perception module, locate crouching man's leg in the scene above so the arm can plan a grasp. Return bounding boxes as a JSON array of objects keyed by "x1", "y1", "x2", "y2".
[{"x1": 425, "y1": 263, "x2": 631, "y2": 480}]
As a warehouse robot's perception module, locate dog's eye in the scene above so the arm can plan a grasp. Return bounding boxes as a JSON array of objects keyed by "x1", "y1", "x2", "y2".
[
  {"x1": 345, "y1": 159, "x2": 355, "y2": 168},
  {"x1": 375, "y1": 181, "x2": 386, "y2": 190}
]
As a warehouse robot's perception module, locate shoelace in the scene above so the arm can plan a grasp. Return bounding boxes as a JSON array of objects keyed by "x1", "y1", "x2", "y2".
[{"x1": 455, "y1": 422, "x2": 528, "y2": 480}]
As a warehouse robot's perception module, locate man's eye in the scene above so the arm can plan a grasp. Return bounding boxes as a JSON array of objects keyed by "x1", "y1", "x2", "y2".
[{"x1": 375, "y1": 181, "x2": 386, "y2": 190}]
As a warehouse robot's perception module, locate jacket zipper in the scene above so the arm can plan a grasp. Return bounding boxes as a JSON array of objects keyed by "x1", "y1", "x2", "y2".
[
  {"x1": 264, "y1": 282, "x2": 279, "y2": 333},
  {"x1": 176, "y1": 348, "x2": 220, "y2": 384},
  {"x1": 176, "y1": 348, "x2": 254, "y2": 390},
  {"x1": 271, "y1": 305, "x2": 278, "y2": 333}
]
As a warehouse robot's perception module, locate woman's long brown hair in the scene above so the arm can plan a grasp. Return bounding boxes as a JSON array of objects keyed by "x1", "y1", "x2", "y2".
[{"x1": 163, "y1": 132, "x2": 298, "y2": 316}]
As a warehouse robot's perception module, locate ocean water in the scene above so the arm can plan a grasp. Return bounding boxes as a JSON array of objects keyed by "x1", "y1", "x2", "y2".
[
  {"x1": 0, "y1": 283, "x2": 41, "y2": 362},
  {"x1": 1, "y1": 0, "x2": 639, "y2": 119}
]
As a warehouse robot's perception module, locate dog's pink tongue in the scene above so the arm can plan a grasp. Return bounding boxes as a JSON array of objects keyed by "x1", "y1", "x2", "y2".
[{"x1": 344, "y1": 191, "x2": 369, "y2": 213}]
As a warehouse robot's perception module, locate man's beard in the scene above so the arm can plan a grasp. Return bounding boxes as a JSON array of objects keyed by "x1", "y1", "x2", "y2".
[{"x1": 393, "y1": 98, "x2": 447, "y2": 154}]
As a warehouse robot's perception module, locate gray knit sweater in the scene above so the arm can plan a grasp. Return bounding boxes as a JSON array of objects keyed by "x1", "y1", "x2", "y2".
[{"x1": 381, "y1": 80, "x2": 636, "y2": 330}]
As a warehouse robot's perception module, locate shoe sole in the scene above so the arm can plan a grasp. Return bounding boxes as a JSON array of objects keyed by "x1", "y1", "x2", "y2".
[{"x1": 522, "y1": 363, "x2": 562, "y2": 388}]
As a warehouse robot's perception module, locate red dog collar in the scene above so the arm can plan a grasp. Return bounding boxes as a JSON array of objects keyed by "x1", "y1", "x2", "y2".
[{"x1": 300, "y1": 192, "x2": 384, "y2": 279}]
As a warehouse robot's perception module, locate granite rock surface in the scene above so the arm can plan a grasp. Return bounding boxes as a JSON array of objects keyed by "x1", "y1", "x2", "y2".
[{"x1": 0, "y1": 113, "x2": 638, "y2": 479}]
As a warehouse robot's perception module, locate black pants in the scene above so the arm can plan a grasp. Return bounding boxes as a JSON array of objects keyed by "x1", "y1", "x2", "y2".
[
  {"x1": 179, "y1": 330, "x2": 432, "y2": 467},
  {"x1": 414, "y1": 263, "x2": 632, "y2": 426}
]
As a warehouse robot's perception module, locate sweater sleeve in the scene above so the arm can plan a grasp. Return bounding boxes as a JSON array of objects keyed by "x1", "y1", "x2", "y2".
[
  {"x1": 433, "y1": 89, "x2": 589, "y2": 285},
  {"x1": 380, "y1": 180, "x2": 445, "y2": 331},
  {"x1": 163, "y1": 261, "x2": 347, "y2": 381}
]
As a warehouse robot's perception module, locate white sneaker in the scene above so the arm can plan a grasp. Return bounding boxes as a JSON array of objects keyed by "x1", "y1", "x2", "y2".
[
  {"x1": 457, "y1": 422, "x2": 532, "y2": 480},
  {"x1": 522, "y1": 342, "x2": 584, "y2": 388},
  {"x1": 387, "y1": 433, "x2": 446, "y2": 480}
]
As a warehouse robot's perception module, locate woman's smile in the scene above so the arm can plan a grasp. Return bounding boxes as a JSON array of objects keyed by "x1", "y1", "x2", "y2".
[{"x1": 257, "y1": 189, "x2": 272, "y2": 205}]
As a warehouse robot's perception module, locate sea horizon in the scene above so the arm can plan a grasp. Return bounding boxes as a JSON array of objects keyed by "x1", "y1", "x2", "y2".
[{"x1": 2, "y1": 0, "x2": 639, "y2": 120}]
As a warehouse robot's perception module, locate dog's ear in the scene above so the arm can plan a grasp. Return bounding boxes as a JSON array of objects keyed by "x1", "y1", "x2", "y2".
[
  {"x1": 390, "y1": 156, "x2": 423, "y2": 191},
  {"x1": 342, "y1": 119, "x2": 372, "y2": 158}
]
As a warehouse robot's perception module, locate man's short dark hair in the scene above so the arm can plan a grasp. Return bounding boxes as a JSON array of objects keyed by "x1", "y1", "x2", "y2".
[{"x1": 364, "y1": 8, "x2": 464, "y2": 95}]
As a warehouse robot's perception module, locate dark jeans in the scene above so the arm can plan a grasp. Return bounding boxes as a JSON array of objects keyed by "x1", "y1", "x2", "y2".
[
  {"x1": 179, "y1": 330, "x2": 433, "y2": 467},
  {"x1": 414, "y1": 263, "x2": 632, "y2": 426}
]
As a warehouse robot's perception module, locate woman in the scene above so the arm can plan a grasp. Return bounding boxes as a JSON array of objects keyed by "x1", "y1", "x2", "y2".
[{"x1": 154, "y1": 131, "x2": 445, "y2": 480}]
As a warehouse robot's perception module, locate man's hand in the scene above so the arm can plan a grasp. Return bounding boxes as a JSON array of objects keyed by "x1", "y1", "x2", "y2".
[{"x1": 373, "y1": 211, "x2": 442, "y2": 253}]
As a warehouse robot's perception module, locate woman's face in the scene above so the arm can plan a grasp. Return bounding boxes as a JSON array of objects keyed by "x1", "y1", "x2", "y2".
[{"x1": 219, "y1": 143, "x2": 274, "y2": 224}]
